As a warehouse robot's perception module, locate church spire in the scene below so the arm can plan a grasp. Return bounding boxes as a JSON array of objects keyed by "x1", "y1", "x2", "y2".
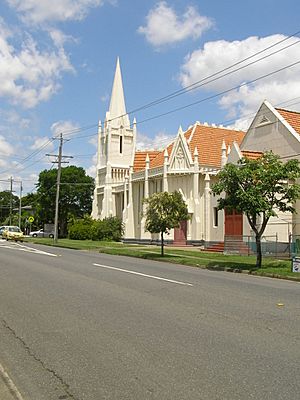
[{"x1": 108, "y1": 57, "x2": 129, "y2": 128}]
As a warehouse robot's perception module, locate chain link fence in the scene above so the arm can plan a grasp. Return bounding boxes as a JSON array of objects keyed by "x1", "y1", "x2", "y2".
[{"x1": 224, "y1": 234, "x2": 290, "y2": 258}]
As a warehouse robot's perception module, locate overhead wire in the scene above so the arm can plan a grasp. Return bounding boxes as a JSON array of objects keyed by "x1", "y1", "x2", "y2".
[{"x1": 2, "y1": 29, "x2": 300, "y2": 178}]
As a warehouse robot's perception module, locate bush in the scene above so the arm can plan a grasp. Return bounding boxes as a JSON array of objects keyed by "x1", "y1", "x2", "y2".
[
  {"x1": 90, "y1": 217, "x2": 124, "y2": 241},
  {"x1": 68, "y1": 216, "x2": 124, "y2": 241},
  {"x1": 68, "y1": 218, "x2": 92, "y2": 240}
]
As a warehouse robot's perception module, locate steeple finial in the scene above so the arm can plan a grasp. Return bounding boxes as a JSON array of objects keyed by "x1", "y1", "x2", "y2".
[{"x1": 108, "y1": 57, "x2": 129, "y2": 128}]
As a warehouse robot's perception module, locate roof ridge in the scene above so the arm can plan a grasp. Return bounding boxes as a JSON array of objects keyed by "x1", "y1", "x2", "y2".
[{"x1": 275, "y1": 107, "x2": 300, "y2": 115}]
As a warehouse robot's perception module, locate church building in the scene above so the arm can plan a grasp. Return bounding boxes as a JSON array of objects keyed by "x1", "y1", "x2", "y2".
[{"x1": 91, "y1": 59, "x2": 246, "y2": 246}]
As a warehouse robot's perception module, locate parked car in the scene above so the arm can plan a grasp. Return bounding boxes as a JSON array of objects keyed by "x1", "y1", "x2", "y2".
[
  {"x1": 29, "y1": 229, "x2": 54, "y2": 238},
  {"x1": 2, "y1": 226, "x2": 24, "y2": 242},
  {"x1": 0, "y1": 226, "x2": 9, "y2": 236}
]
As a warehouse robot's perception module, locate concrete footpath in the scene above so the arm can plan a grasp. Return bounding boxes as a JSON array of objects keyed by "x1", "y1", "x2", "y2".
[{"x1": 0, "y1": 364, "x2": 24, "y2": 400}]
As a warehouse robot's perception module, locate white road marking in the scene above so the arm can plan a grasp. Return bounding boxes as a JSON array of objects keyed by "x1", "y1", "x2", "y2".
[
  {"x1": 93, "y1": 263, "x2": 193, "y2": 286},
  {"x1": 0, "y1": 240, "x2": 57, "y2": 257},
  {"x1": 0, "y1": 362, "x2": 25, "y2": 400}
]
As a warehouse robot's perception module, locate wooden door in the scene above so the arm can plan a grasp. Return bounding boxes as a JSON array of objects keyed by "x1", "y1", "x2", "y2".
[
  {"x1": 174, "y1": 220, "x2": 187, "y2": 245},
  {"x1": 225, "y1": 209, "x2": 243, "y2": 236}
]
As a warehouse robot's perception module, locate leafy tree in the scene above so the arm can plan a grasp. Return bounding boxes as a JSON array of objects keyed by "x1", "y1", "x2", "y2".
[
  {"x1": 36, "y1": 166, "x2": 95, "y2": 237},
  {"x1": 212, "y1": 152, "x2": 300, "y2": 267},
  {"x1": 144, "y1": 191, "x2": 189, "y2": 256},
  {"x1": 0, "y1": 191, "x2": 19, "y2": 224},
  {"x1": 21, "y1": 193, "x2": 40, "y2": 232}
]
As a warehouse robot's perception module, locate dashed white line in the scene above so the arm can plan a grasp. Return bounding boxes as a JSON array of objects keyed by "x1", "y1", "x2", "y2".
[{"x1": 93, "y1": 263, "x2": 193, "y2": 286}]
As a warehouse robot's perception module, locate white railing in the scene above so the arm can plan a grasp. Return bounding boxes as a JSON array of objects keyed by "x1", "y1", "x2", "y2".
[{"x1": 111, "y1": 167, "x2": 129, "y2": 184}]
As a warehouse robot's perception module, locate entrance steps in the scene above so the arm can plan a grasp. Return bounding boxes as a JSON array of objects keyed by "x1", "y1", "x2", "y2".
[
  {"x1": 205, "y1": 242, "x2": 225, "y2": 253},
  {"x1": 205, "y1": 238, "x2": 253, "y2": 254}
]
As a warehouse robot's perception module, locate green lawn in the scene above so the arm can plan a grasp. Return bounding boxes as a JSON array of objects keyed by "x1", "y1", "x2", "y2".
[{"x1": 24, "y1": 237, "x2": 300, "y2": 281}]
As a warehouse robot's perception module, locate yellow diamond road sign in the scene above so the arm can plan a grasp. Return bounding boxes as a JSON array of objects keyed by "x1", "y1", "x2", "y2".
[{"x1": 28, "y1": 216, "x2": 34, "y2": 223}]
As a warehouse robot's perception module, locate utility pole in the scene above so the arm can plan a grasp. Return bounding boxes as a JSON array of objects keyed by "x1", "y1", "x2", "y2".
[
  {"x1": 19, "y1": 182, "x2": 23, "y2": 229},
  {"x1": 9, "y1": 176, "x2": 13, "y2": 225},
  {"x1": 47, "y1": 133, "x2": 72, "y2": 242}
]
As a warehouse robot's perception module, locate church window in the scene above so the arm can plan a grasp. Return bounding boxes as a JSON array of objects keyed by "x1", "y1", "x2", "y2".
[
  {"x1": 119, "y1": 135, "x2": 123, "y2": 154},
  {"x1": 213, "y1": 207, "x2": 219, "y2": 227}
]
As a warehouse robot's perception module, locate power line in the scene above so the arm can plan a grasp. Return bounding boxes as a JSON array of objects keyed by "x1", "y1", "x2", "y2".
[
  {"x1": 136, "y1": 59, "x2": 300, "y2": 126},
  {"x1": 68, "y1": 29, "x2": 300, "y2": 136},
  {"x1": 125, "y1": 34, "x2": 300, "y2": 116},
  {"x1": 2, "y1": 30, "x2": 300, "y2": 178}
]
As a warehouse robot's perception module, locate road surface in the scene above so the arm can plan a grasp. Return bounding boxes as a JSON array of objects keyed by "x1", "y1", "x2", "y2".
[{"x1": 0, "y1": 240, "x2": 299, "y2": 399}]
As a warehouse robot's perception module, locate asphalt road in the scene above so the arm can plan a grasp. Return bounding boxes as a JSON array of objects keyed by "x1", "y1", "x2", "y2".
[{"x1": 0, "y1": 240, "x2": 299, "y2": 400}]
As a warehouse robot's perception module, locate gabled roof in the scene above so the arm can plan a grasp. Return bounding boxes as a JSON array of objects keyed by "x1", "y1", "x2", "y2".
[
  {"x1": 136, "y1": 123, "x2": 245, "y2": 172},
  {"x1": 133, "y1": 151, "x2": 160, "y2": 171},
  {"x1": 275, "y1": 107, "x2": 300, "y2": 136},
  {"x1": 188, "y1": 124, "x2": 245, "y2": 168},
  {"x1": 150, "y1": 143, "x2": 173, "y2": 168}
]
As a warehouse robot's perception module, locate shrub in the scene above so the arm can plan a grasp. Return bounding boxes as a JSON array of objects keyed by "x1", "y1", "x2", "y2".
[
  {"x1": 68, "y1": 218, "x2": 92, "y2": 240},
  {"x1": 90, "y1": 217, "x2": 124, "y2": 241},
  {"x1": 68, "y1": 216, "x2": 124, "y2": 241}
]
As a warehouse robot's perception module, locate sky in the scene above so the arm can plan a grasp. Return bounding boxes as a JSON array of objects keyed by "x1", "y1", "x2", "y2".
[{"x1": 1, "y1": 0, "x2": 300, "y2": 195}]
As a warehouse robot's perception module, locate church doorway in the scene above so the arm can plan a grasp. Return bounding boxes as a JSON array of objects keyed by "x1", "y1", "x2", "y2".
[
  {"x1": 174, "y1": 220, "x2": 187, "y2": 245},
  {"x1": 225, "y1": 208, "x2": 243, "y2": 236}
]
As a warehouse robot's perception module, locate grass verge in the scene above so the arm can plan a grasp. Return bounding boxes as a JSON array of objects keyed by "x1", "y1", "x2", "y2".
[{"x1": 24, "y1": 237, "x2": 300, "y2": 281}]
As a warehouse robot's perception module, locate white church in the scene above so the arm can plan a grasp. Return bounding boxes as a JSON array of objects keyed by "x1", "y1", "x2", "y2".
[{"x1": 92, "y1": 59, "x2": 300, "y2": 247}]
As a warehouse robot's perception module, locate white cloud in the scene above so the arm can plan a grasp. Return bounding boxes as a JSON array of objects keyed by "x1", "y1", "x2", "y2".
[
  {"x1": 179, "y1": 34, "x2": 300, "y2": 127},
  {"x1": 137, "y1": 130, "x2": 175, "y2": 150},
  {"x1": 0, "y1": 109, "x2": 30, "y2": 130},
  {"x1": 86, "y1": 153, "x2": 97, "y2": 177},
  {"x1": 0, "y1": 19, "x2": 74, "y2": 108},
  {"x1": 51, "y1": 120, "x2": 80, "y2": 137},
  {"x1": 138, "y1": 1, "x2": 213, "y2": 48},
  {"x1": 0, "y1": 135, "x2": 14, "y2": 176},
  {"x1": 49, "y1": 29, "x2": 77, "y2": 48},
  {"x1": 30, "y1": 136, "x2": 54, "y2": 152},
  {"x1": 0, "y1": 135, "x2": 14, "y2": 156},
  {"x1": 6, "y1": 0, "x2": 106, "y2": 25}
]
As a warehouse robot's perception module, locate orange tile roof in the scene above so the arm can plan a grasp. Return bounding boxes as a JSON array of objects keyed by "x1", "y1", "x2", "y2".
[
  {"x1": 184, "y1": 126, "x2": 194, "y2": 141},
  {"x1": 276, "y1": 107, "x2": 300, "y2": 135},
  {"x1": 188, "y1": 124, "x2": 245, "y2": 168},
  {"x1": 133, "y1": 151, "x2": 160, "y2": 172},
  {"x1": 136, "y1": 123, "x2": 245, "y2": 171},
  {"x1": 241, "y1": 150, "x2": 263, "y2": 160},
  {"x1": 150, "y1": 143, "x2": 173, "y2": 169}
]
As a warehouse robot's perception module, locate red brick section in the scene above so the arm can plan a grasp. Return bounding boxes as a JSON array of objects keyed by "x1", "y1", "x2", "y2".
[
  {"x1": 133, "y1": 151, "x2": 160, "y2": 172},
  {"x1": 276, "y1": 107, "x2": 300, "y2": 135}
]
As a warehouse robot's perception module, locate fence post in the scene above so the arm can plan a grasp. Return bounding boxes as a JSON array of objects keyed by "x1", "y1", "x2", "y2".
[
  {"x1": 289, "y1": 233, "x2": 292, "y2": 258},
  {"x1": 248, "y1": 236, "x2": 250, "y2": 256}
]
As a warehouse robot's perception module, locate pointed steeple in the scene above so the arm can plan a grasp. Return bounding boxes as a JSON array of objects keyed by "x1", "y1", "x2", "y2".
[{"x1": 108, "y1": 57, "x2": 130, "y2": 128}]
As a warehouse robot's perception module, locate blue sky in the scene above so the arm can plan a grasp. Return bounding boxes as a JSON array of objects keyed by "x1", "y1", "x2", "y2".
[{"x1": 1, "y1": 0, "x2": 300, "y2": 194}]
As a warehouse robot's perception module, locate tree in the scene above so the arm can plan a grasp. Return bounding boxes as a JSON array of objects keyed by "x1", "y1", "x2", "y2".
[
  {"x1": 36, "y1": 166, "x2": 95, "y2": 237},
  {"x1": 212, "y1": 152, "x2": 300, "y2": 267},
  {"x1": 144, "y1": 191, "x2": 189, "y2": 256},
  {"x1": 0, "y1": 191, "x2": 19, "y2": 224}
]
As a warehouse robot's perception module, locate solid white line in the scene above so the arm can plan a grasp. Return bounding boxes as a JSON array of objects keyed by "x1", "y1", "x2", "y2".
[
  {"x1": 93, "y1": 263, "x2": 193, "y2": 286},
  {"x1": 0, "y1": 362, "x2": 25, "y2": 400},
  {"x1": 0, "y1": 241, "x2": 58, "y2": 257}
]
